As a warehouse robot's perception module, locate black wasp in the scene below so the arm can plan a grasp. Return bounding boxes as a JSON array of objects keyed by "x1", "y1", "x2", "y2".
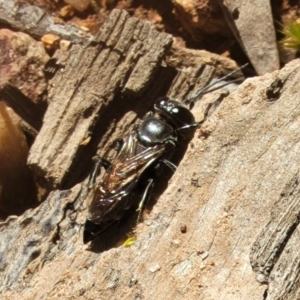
[{"x1": 83, "y1": 64, "x2": 247, "y2": 244}]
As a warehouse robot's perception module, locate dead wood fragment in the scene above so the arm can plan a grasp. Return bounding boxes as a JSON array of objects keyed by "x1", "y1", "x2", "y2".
[
  {"x1": 166, "y1": 45, "x2": 243, "y2": 78},
  {"x1": 28, "y1": 9, "x2": 173, "y2": 189},
  {"x1": 218, "y1": 0, "x2": 280, "y2": 75},
  {"x1": 2, "y1": 59, "x2": 300, "y2": 300},
  {"x1": 0, "y1": 185, "x2": 82, "y2": 293},
  {"x1": 250, "y1": 174, "x2": 300, "y2": 296},
  {"x1": 27, "y1": 8, "x2": 239, "y2": 190},
  {"x1": 0, "y1": 0, "x2": 94, "y2": 44}
]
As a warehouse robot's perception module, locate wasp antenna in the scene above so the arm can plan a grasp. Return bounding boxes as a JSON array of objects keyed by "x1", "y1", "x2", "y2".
[
  {"x1": 199, "y1": 78, "x2": 243, "y2": 94},
  {"x1": 187, "y1": 63, "x2": 248, "y2": 105}
]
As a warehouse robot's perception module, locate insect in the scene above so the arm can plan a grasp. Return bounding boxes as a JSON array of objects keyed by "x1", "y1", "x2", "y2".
[{"x1": 83, "y1": 64, "x2": 247, "y2": 244}]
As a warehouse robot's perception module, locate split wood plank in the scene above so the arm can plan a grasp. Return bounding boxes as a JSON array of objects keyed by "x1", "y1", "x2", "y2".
[
  {"x1": 28, "y1": 9, "x2": 173, "y2": 188},
  {"x1": 218, "y1": 0, "x2": 280, "y2": 75},
  {"x1": 27, "y1": 9, "x2": 221, "y2": 190}
]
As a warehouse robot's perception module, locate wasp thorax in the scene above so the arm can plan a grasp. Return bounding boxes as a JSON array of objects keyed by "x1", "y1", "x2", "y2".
[
  {"x1": 154, "y1": 97, "x2": 195, "y2": 128},
  {"x1": 137, "y1": 117, "x2": 175, "y2": 146}
]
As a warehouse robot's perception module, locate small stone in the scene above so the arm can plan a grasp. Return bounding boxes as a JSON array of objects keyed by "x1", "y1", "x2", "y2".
[
  {"x1": 172, "y1": 0, "x2": 230, "y2": 42},
  {"x1": 0, "y1": 29, "x2": 49, "y2": 102},
  {"x1": 149, "y1": 264, "x2": 160, "y2": 273},
  {"x1": 172, "y1": 239, "x2": 181, "y2": 245}
]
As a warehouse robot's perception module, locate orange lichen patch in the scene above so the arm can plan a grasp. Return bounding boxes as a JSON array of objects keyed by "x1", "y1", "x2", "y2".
[
  {"x1": 41, "y1": 34, "x2": 60, "y2": 51},
  {"x1": 59, "y1": 5, "x2": 75, "y2": 19}
]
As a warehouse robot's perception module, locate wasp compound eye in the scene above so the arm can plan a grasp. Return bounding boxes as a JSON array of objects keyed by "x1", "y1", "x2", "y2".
[{"x1": 154, "y1": 98, "x2": 195, "y2": 129}]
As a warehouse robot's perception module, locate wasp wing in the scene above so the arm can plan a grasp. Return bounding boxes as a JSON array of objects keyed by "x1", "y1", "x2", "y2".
[{"x1": 88, "y1": 131, "x2": 165, "y2": 223}]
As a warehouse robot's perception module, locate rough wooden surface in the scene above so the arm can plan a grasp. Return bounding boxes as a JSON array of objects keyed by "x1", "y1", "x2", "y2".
[
  {"x1": 1, "y1": 54, "x2": 300, "y2": 299},
  {"x1": 2, "y1": 7, "x2": 300, "y2": 300},
  {"x1": 219, "y1": 0, "x2": 280, "y2": 75},
  {"x1": 0, "y1": 0, "x2": 94, "y2": 43},
  {"x1": 27, "y1": 9, "x2": 224, "y2": 189},
  {"x1": 27, "y1": 9, "x2": 172, "y2": 188}
]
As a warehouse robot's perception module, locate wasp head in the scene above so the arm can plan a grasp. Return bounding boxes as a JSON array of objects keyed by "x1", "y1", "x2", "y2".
[{"x1": 154, "y1": 97, "x2": 195, "y2": 129}]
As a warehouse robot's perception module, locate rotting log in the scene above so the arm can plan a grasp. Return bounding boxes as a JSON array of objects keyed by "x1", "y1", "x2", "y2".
[
  {"x1": 27, "y1": 9, "x2": 170, "y2": 188},
  {"x1": 1, "y1": 57, "x2": 300, "y2": 299}
]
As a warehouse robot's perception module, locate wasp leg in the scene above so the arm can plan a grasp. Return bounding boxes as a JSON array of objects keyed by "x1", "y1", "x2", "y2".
[
  {"x1": 176, "y1": 122, "x2": 199, "y2": 132},
  {"x1": 176, "y1": 102, "x2": 216, "y2": 132},
  {"x1": 160, "y1": 159, "x2": 177, "y2": 172},
  {"x1": 88, "y1": 155, "x2": 111, "y2": 189},
  {"x1": 83, "y1": 219, "x2": 103, "y2": 244},
  {"x1": 136, "y1": 178, "x2": 154, "y2": 224},
  {"x1": 83, "y1": 219, "x2": 115, "y2": 244},
  {"x1": 142, "y1": 111, "x2": 153, "y2": 119},
  {"x1": 113, "y1": 138, "x2": 124, "y2": 153}
]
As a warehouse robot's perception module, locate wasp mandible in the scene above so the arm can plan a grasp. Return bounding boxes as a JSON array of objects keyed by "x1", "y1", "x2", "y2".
[{"x1": 83, "y1": 64, "x2": 247, "y2": 244}]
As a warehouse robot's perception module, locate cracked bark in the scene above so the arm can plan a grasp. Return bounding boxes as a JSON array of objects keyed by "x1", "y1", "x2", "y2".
[{"x1": 1, "y1": 8, "x2": 300, "y2": 300}]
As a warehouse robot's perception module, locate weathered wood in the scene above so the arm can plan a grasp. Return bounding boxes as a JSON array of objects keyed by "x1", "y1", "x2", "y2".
[
  {"x1": 5, "y1": 6, "x2": 300, "y2": 300},
  {"x1": 166, "y1": 45, "x2": 244, "y2": 78},
  {"x1": 27, "y1": 9, "x2": 241, "y2": 190},
  {"x1": 0, "y1": 0, "x2": 94, "y2": 43},
  {"x1": 28, "y1": 9, "x2": 173, "y2": 189},
  {"x1": 218, "y1": 0, "x2": 279, "y2": 75},
  {"x1": 0, "y1": 185, "x2": 82, "y2": 293},
  {"x1": 250, "y1": 175, "x2": 300, "y2": 299},
  {"x1": 2, "y1": 59, "x2": 300, "y2": 300}
]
